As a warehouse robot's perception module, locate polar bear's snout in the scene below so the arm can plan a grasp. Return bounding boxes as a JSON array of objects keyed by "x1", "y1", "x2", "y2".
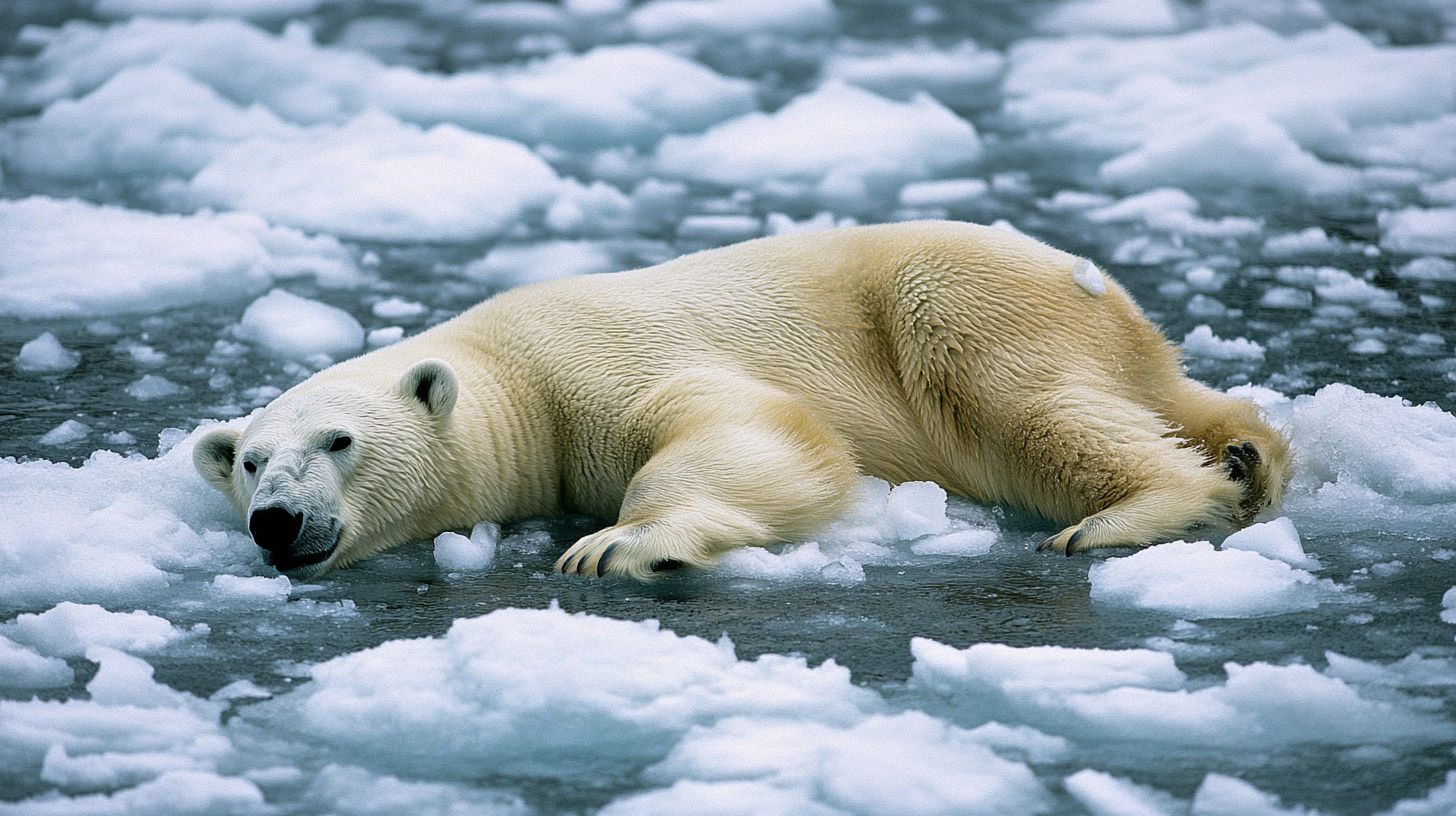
[
  {"x1": 247, "y1": 503, "x2": 341, "y2": 572},
  {"x1": 248, "y1": 506, "x2": 302, "y2": 552}
]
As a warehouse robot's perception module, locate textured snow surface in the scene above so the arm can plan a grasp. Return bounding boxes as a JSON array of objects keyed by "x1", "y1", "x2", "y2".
[{"x1": 4, "y1": 0, "x2": 1456, "y2": 813}]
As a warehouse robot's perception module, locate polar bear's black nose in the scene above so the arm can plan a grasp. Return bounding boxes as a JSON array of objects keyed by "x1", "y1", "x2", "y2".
[{"x1": 249, "y1": 507, "x2": 304, "y2": 552}]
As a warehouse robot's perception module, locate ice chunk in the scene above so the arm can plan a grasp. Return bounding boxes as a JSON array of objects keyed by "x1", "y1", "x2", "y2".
[
  {"x1": 189, "y1": 113, "x2": 565, "y2": 243},
  {"x1": 0, "y1": 634, "x2": 74, "y2": 689},
  {"x1": 96, "y1": 0, "x2": 325, "y2": 16},
  {"x1": 1086, "y1": 188, "x2": 1261, "y2": 237},
  {"x1": 899, "y1": 178, "x2": 988, "y2": 208},
  {"x1": 1039, "y1": 0, "x2": 1181, "y2": 35},
  {"x1": 1005, "y1": 24, "x2": 1456, "y2": 194},
  {"x1": 4, "y1": 769, "x2": 269, "y2": 815},
  {"x1": 601, "y1": 780, "x2": 840, "y2": 816},
  {"x1": 11, "y1": 20, "x2": 755, "y2": 149},
  {"x1": 4, "y1": 66, "x2": 295, "y2": 183},
  {"x1": 1072, "y1": 259, "x2": 1107, "y2": 296},
  {"x1": 366, "y1": 327, "x2": 405, "y2": 348},
  {"x1": 126, "y1": 374, "x2": 184, "y2": 401},
  {"x1": 655, "y1": 83, "x2": 979, "y2": 200},
  {"x1": 886, "y1": 481, "x2": 949, "y2": 540},
  {"x1": 910, "y1": 641, "x2": 1187, "y2": 701},
  {"x1": 1192, "y1": 773, "x2": 1318, "y2": 816},
  {"x1": 16, "y1": 332, "x2": 80, "y2": 373},
  {"x1": 211, "y1": 574, "x2": 291, "y2": 603},
  {"x1": 433, "y1": 522, "x2": 499, "y2": 572},
  {"x1": 40, "y1": 420, "x2": 92, "y2": 446},
  {"x1": 825, "y1": 41, "x2": 1004, "y2": 108},
  {"x1": 1089, "y1": 540, "x2": 1334, "y2": 618},
  {"x1": 628, "y1": 0, "x2": 834, "y2": 40},
  {"x1": 236, "y1": 289, "x2": 364, "y2": 363},
  {"x1": 627, "y1": 712, "x2": 1050, "y2": 816},
  {"x1": 370, "y1": 297, "x2": 426, "y2": 320},
  {"x1": 1443, "y1": 588, "x2": 1456, "y2": 624},
  {"x1": 1262, "y1": 227, "x2": 1345, "y2": 257},
  {"x1": 1181, "y1": 325, "x2": 1265, "y2": 361},
  {"x1": 302, "y1": 764, "x2": 528, "y2": 816},
  {"x1": 911, "y1": 530, "x2": 997, "y2": 557},
  {"x1": 0, "y1": 197, "x2": 358, "y2": 319},
  {"x1": 1379, "y1": 207, "x2": 1456, "y2": 256},
  {"x1": 248, "y1": 606, "x2": 879, "y2": 777},
  {"x1": 1283, "y1": 384, "x2": 1456, "y2": 535},
  {"x1": 0, "y1": 423, "x2": 259, "y2": 607},
  {"x1": 463, "y1": 241, "x2": 618, "y2": 288},
  {"x1": 1221, "y1": 517, "x2": 1318, "y2": 569},
  {"x1": 1323, "y1": 652, "x2": 1456, "y2": 688},
  {"x1": 1260, "y1": 287, "x2": 1313, "y2": 309},
  {"x1": 5, "y1": 603, "x2": 194, "y2": 658},
  {"x1": 1064, "y1": 769, "x2": 1183, "y2": 816},
  {"x1": 910, "y1": 639, "x2": 1456, "y2": 748},
  {"x1": 1100, "y1": 116, "x2": 1359, "y2": 195}
]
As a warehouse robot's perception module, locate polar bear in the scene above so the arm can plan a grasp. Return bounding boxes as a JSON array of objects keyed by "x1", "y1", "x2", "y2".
[{"x1": 194, "y1": 221, "x2": 1290, "y2": 579}]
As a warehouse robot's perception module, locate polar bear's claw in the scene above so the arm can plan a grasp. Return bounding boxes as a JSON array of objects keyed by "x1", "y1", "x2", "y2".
[{"x1": 596, "y1": 542, "x2": 618, "y2": 577}]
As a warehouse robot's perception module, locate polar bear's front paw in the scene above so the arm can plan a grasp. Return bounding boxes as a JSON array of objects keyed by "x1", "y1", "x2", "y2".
[
  {"x1": 554, "y1": 523, "x2": 698, "y2": 580},
  {"x1": 1037, "y1": 522, "x2": 1089, "y2": 557}
]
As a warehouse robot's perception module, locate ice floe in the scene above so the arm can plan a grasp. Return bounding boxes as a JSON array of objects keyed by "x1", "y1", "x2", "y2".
[{"x1": 0, "y1": 197, "x2": 358, "y2": 319}]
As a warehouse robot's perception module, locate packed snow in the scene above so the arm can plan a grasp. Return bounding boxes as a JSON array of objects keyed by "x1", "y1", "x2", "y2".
[{"x1": 3, "y1": 0, "x2": 1455, "y2": 813}]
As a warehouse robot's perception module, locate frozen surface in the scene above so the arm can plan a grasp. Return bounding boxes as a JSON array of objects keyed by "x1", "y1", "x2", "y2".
[
  {"x1": 3, "y1": 1, "x2": 1456, "y2": 814},
  {"x1": 655, "y1": 83, "x2": 980, "y2": 206},
  {"x1": 0, "y1": 198, "x2": 358, "y2": 318}
]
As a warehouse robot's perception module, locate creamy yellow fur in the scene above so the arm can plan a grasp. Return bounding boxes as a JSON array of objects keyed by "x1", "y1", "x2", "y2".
[{"x1": 195, "y1": 221, "x2": 1290, "y2": 579}]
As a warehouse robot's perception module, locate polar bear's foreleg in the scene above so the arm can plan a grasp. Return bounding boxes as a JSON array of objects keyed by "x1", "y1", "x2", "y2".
[
  {"x1": 555, "y1": 374, "x2": 858, "y2": 579},
  {"x1": 1001, "y1": 387, "x2": 1247, "y2": 556}
]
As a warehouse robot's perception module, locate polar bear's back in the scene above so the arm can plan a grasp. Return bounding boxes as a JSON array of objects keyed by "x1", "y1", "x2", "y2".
[{"x1": 451, "y1": 221, "x2": 1176, "y2": 497}]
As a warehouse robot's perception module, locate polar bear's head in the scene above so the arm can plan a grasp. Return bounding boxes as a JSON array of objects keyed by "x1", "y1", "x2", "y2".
[{"x1": 193, "y1": 359, "x2": 459, "y2": 578}]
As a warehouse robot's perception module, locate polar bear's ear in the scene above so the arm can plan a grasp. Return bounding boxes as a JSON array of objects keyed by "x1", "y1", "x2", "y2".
[
  {"x1": 400, "y1": 359, "x2": 458, "y2": 419},
  {"x1": 193, "y1": 428, "x2": 241, "y2": 492}
]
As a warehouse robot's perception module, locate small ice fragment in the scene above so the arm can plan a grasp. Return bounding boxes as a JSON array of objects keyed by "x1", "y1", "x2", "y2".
[
  {"x1": 898, "y1": 178, "x2": 988, "y2": 208},
  {"x1": 39, "y1": 419, "x2": 90, "y2": 446},
  {"x1": 211, "y1": 679, "x2": 273, "y2": 702},
  {"x1": 1349, "y1": 338, "x2": 1387, "y2": 355},
  {"x1": 1072, "y1": 258, "x2": 1107, "y2": 295},
  {"x1": 887, "y1": 481, "x2": 949, "y2": 540},
  {"x1": 126, "y1": 374, "x2": 184, "y2": 400},
  {"x1": 911, "y1": 529, "x2": 997, "y2": 557},
  {"x1": 1442, "y1": 587, "x2": 1456, "y2": 624},
  {"x1": 212, "y1": 574, "x2": 292, "y2": 603},
  {"x1": 370, "y1": 297, "x2": 426, "y2": 319},
  {"x1": 16, "y1": 332, "x2": 79, "y2": 372},
  {"x1": 434, "y1": 522, "x2": 499, "y2": 572},
  {"x1": 1064, "y1": 769, "x2": 1183, "y2": 816},
  {"x1": 1181, "y1": 325, "x2": 1265, "y2": 361},
  {"x1": 1222, "y1": 518, "x2": 1318, "y2": 570},
  {"x1": 1191, "y1": 773, "x2": 1310, "y2": 816},
  {"x1": 366, "y1": 326, "x2": 405, "y2": 348},
  {"x1": 237, "y1": 289, "x2": 364, "y2": 363}
]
